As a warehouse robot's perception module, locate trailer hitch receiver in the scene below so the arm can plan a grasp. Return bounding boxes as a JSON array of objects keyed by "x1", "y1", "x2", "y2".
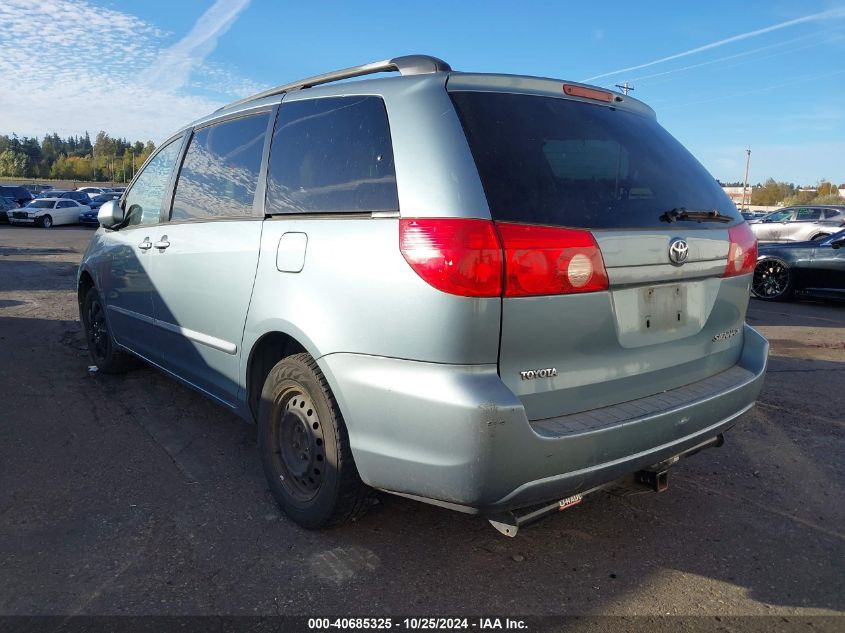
[{"x1": 635, "y1": 468, "x2": 669, "y2": 492}]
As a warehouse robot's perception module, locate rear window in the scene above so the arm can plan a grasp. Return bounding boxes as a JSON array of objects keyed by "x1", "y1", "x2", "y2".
[{"x1": 450, "y1": 91, "x2": 740, "y2": 229}]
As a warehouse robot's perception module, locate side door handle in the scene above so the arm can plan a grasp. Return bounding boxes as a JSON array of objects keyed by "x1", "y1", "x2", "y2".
[
  {"x1": 138, "y1": 237, "x2": 152, "y2": 250},
  {"x1": 154, "y1": 236, "x2": 170, "y2": 250}
]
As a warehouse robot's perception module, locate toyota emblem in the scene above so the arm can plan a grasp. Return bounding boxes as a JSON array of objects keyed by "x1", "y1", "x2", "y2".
[{"x1": 668, "y1": 238, "x2": 689, "y2": 265}]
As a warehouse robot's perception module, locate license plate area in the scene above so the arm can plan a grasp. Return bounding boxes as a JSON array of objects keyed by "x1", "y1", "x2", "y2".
[
  {"x1": 640, "y1": 284, "x2": 687, "y2": 332},
  {"x1": 610, "y1": 279, "x2": 718, "y2": 349}
]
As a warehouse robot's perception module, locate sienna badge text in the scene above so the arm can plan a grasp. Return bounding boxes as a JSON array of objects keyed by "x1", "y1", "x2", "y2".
[{"x1": 712, "y1": 328, "x2": 739, "y2": 342}]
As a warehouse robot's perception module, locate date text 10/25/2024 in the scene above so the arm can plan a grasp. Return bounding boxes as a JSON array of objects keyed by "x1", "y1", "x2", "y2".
[{"x1": 308, "y1": 618, "x2": 528, "y2": 630}]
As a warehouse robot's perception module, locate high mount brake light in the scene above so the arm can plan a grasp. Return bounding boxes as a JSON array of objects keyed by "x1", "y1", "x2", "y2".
[
  {"x1": 399, "y1": 219, "x2": 608, "y2": 298},
  {"x1": 563, "y1": 84, "x2": 615, "y2": 103},
  {"x1": 724, "y1": 223, "x2": 757, "y2": 277},
  {"x1": 496, "y1": 223, "x2": 609, "y2": 296}
]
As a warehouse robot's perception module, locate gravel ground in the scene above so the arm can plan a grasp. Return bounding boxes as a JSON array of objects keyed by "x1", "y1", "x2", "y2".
[{"x1": 0, "y1": 225, "x2": 843, "y2": 619}]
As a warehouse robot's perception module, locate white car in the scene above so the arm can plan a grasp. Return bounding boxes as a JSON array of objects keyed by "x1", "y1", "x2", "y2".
[
  {"x1": 7, "y1": 198, "x2": 90, "y2": 228},
  {"x1": 76, "y1": 186, "x2": 111, "y2": 199}
]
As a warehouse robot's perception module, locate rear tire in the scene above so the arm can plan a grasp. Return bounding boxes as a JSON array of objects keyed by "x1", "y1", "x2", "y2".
[
  {"x1": 81, "y1": 287, "x2": 137, "y2": 373},
  {"x1": 752, "y1": 257, "x2": 794, "y2": 301},
  {"x1": 258, "y1": 353, "x2": 370, "y2": 529},
  {"x1": 811, "y1": 233, "x2": 830, "y2": 241},
  {"x1": 40, "y1": 215, "x2": 53, "y2": 228}
]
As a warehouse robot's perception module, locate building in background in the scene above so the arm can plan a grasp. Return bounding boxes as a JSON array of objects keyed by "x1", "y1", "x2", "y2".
[{"x1": 722, "y1": 185, "x2": 754, "y2": 207}]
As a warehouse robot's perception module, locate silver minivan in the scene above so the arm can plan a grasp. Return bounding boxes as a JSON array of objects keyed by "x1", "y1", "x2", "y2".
[{"x1": 78, "y1": 55, "x2": 768, "y2": 534}]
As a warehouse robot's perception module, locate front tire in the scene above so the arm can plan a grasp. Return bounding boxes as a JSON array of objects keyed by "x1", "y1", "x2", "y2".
[
  {"x1": 811, "y1": 233, "x2": 830, "y2": 241},
  {"x1": 258, "y1": 353, "x2": 370, "y2": 529},
  {"x1": 40, "y1": 214, "x2": 53, "y2": 228},
  {"x1": 752, "y1": 257, "x2": 794, "y2": 301},
  {"x1": 81, "y1": 287, "x2": 136, "y2": 373}
]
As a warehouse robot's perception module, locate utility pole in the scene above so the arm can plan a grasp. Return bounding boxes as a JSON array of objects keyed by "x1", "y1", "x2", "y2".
[
  {"x1": 615, "y1": 81, "x2": 634, "y2": 95},
  {"x1": 741, "y1": 148, "x2": 751, "y2": 211}
]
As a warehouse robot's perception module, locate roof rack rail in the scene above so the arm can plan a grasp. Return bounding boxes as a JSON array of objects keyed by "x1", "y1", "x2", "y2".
[{"x1": 218, "y1": 54, "x2": 451, "y2": 112}]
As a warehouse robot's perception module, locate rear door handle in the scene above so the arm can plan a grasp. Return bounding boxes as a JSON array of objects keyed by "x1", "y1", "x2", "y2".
[
  {"x1": 154, "y1": 236, "x2": 170, "y2": 250},
  {"x1": 138, "y1": 237, "x2": 152, "y2": 250}
]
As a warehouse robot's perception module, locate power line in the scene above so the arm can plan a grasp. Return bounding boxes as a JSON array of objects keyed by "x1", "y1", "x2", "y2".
[{"x1": 741, "y1": 149, "x2": 752, "y2": 211}]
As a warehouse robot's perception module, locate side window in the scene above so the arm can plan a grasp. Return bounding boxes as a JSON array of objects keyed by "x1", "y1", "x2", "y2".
[
  {"x1": 170, "y1": 112, "x2": 269, "y2": 221},
  {"x1": 57, "y1": 201, "x2": 74, "y2": 208},
  {"x1": 796, "y1": 207, "x2": 821, "y2": 221},
  {"x1": 266, "y1": 96, "x2": 398, "y2": 214},
  {"x1": 823, "y1": 209, "x2": 842, "y2": 219},
  {"x1": 123, "y1": 137, "x2": 182, "y2": 227}
]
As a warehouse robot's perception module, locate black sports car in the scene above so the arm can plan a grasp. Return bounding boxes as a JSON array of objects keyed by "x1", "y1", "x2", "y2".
[{"x1": 752, "y1": 229, "x2": 845, "y2": 301}]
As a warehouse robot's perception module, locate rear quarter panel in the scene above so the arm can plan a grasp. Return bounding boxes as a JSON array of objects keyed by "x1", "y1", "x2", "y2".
[{"x1": 240, "y1": 216, "x2": 501, "y2": 381}]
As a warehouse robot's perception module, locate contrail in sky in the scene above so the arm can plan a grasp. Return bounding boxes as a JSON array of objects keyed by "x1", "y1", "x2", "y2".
[
  {"x1": 582, "y1": 7, "x2": 845, "y2": 82},
  {"x1": 142, "y1": 0, "x2": 251, "y2": 92},
  {"x1": 625, "y1": 31, "x2": 842, "y2": 84}
]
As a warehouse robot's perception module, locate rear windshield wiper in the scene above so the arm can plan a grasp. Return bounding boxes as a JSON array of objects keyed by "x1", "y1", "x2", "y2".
[{"x1": 659, "y1": 208, "x2": 733, "y2": 223}]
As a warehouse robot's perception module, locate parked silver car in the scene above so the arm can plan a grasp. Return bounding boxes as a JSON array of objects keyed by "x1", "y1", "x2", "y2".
[
  {"x1": 749, "y1": 206, "x2": 845, "y2": 243},
  {"x1": 78, "y1": 55, "x2": 768, "y2": 533}
]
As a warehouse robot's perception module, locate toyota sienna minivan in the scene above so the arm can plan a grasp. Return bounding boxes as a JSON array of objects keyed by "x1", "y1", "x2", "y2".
[{"x1": 78, "y1": 55, "x2": 768, "y2": 534}]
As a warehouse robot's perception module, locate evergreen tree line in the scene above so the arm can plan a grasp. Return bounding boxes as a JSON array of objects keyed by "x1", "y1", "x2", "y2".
[{"x1": 0, "y1": 131, "x2": 156, "y2": 182}]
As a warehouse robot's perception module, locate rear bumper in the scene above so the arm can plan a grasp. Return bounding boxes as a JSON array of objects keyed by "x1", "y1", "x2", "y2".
[{"x1": 319, "y1": 324, "x2": 768, "y2": 514}]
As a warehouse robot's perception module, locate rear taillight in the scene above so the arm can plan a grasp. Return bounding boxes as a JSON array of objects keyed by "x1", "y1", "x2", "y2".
[
  {"x1": 496, "y1": 223, "x2": 608, "y2": 296},
  {"x1": 399, "y1": 218, "x2": 609, "y2": 298},
  {"x1": 724, "y1": 223, "x2": 757, "y2": 277},
  {"x1": 399, "y1": 218, "x2": 503, "y2": 297}
]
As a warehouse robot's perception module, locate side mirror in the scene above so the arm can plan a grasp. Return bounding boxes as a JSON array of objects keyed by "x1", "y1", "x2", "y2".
[
  {"x1": 98, "y1": 199, "x2": 124, "y2": 228},
  {"x1": 831, "y1": 237, "x2": 845, "y2": 249}
]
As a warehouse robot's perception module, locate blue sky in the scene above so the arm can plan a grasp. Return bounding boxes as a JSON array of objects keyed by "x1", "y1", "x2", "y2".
[{"x1": 1, "y1": 0, "x2": 843, "y2": 186}]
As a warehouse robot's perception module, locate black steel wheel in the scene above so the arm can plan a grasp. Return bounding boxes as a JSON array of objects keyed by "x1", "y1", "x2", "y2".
[
  {"x1": 86, "y1": 294, "x2": 109, "y2": 362},
  {"x1": 81, "y1": 287, "x2": 136, "y2": 373},
  {"x1": 258, "y1": 353, "x2": 370, "y2": 528},
  {"x1": 276, "y1": 388, "x2": 325, "y2": 500},
  {"x1": 752, "y1": 257, "x2": 793, "y2": 301}
]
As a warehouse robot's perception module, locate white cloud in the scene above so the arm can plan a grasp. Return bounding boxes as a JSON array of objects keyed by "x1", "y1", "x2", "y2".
[{"x1": 0, "y1": 0, "x2": 264, "y2": 143}]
